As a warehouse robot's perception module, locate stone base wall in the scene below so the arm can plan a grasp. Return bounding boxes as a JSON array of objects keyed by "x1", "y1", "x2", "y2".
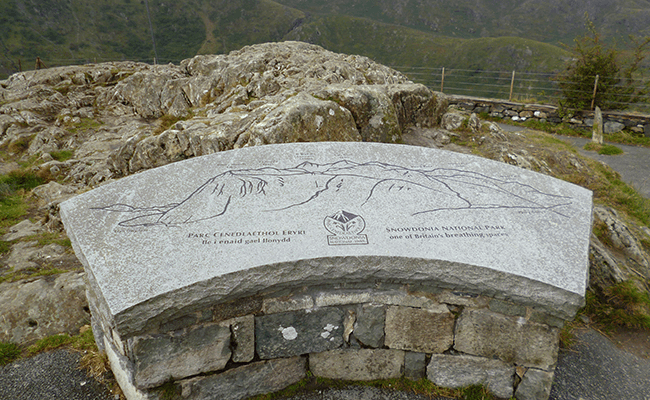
[
  {"x1": 92, "y1": 284, "x2": 563, "y2": 400},
  {"x1": 448, "y1": 95, "x2": 650, "y2": 137}
]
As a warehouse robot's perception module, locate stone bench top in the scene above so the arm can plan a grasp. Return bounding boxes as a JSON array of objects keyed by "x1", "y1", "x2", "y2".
[{"x1": 60, "y1": 142, "x2": 592, "y2": 330}]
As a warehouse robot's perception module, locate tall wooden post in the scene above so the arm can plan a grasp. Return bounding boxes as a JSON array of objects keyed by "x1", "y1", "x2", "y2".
[
  {"x1": 509, "y1": 71, "x2": 516, "y2": 101},
  {"x1": 440, "y1": 67, "x2": 445, "y2": 93},
  {"x1": 591, "y1": 75, "x2": 599, "y2": 110}
]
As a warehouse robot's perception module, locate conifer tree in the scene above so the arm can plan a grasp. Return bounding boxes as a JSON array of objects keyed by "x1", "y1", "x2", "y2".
[{"x1": 556, "y1": 15, "x2": 650, "y2": 110}]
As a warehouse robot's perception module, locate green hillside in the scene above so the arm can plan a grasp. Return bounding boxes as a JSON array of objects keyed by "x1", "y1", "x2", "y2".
[
  {"x1": 284, "y1": 14, "x2": 569, "y2": 70},
  {"x1": 0, "y1": 0, "x2": 307, "y2": 78},
  {"x1": 274, "y1": 0, "x2": 650, "y2": 44},
  {"x1": 0, "y1": 0, "x2": 635, "y2": 93},
  {"x1": 0, "y1": 0, "x2": 205, "y2": 71}
]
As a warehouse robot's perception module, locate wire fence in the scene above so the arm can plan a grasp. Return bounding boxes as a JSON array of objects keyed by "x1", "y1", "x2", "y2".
[
  {"x1": 392, "y1": 66, "x2": 650, "y2": 113},
  {"x1": 7, "y1": 56, "x2": 650, "y2": 114},
  {"x1": 13, "y1": 56, "x2": 180, "y2": 70}
]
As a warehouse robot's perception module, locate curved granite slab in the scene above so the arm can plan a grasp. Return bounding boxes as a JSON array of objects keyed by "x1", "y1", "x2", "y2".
[{"x1": 60, "y1": 142, "x2": 592, "y2": 337}]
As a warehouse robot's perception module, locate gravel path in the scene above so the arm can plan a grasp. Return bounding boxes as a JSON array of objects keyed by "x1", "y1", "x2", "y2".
[
  {"x1": 550, "y1": 328, "x2": 650, "y2": 400},
  {"x1": 0, "y1": 350, "x2": 114, "y2": 400}
]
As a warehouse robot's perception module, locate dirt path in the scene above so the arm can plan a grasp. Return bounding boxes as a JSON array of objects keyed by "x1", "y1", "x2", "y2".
[{"x1": 197, "y1": 9, "x2": 218, "y2": 55}]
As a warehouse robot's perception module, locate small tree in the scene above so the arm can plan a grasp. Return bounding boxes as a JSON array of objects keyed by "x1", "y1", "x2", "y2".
[{"x1": 556, "y1": 15, "x2": 650, "y2": 111}]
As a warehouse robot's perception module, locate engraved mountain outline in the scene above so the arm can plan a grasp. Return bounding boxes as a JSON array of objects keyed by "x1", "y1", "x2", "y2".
[{"x1": 93, "y1": 159, "x2": 575, "y2": 227}]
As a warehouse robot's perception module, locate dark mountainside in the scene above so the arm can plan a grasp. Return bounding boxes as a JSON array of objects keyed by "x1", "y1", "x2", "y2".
[{"x1": 2, "y1": 0, "x2": 650, "y2": 81}]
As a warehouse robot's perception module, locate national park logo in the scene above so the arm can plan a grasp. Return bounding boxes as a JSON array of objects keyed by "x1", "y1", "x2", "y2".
[{"x1": 323, "y1": 210, "x2": 369, "y2": 246}]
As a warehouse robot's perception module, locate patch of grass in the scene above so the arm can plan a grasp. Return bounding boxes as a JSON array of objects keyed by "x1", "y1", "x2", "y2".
[
  {"x1": 26, "y1": 334, "x2": 74, "y2": 356},
  {"x1": 528, "y1": 132, "x2": 579, "y2": 153},
  {"x1": 0, "y1": 266, "x2": 71, "y2": 284},
  {"x1": 0, "y1": 240, "x2": 11, "y2": 254},
  {"x1": 0, "y1": 342, "x2": 21, "y2": 366},
  {"x1": 521, "y1": 119, "x2": 555, "y2": 132},
  {"x1": 459, "y1": 384, "x2": 497, "y2": 400},
  {"x1": 53, "y1": 84, "x2": 72, "y2": 96},
  {"x1": 592, "y1": 218, "x2": 614, "y2": 248},
  {"x1": 588, "y1": 162, "x2": 650, "y2": 227},
  {"x1": 512, "y1": 113, "x2": 650, "y2": 148},
  {"x1": 559, "y1": 311, "x2": 588, "y2": 349},
  {"x1": 16, "y1": 154, "x2": 45, "y2": 170},
  {"x1": 24, "y1": 328, "x2": 97, "y2": 358},
  {"x1": 606, "y1": 130, "x2": 650, "y2": 147},
  {"x1": 6, "y1": 134, "x2": 34, "y2": 154},
  {"x1": 3, "y1": 327, "x2": 111, "y2": 394},
  {"x1": 0, "y1": 170, "x2": 45, "y2": 228},
  {"x1": 66, "y1": 118, "x2": 103, "y2": 134},
  {"x1": 158, "y1": 380, "x2": 180, "y2": 400},
  {"x1": 21, "y1": 232, "x2": 72, "y2": 247},
  {"x1": 584, "y1": 142, "x2": 624, "y2": 155},
  {"x1": 0, "y1": 170, "x2": 44, "y2": 196},
  {"x1": 0, "y1": 194, "x2": 29, "y2": 227},
  {"x1": 598, "y1": 144, "x2": 625, "y2": 155},
  {"x1": 518, "y1": 119, "x2": 591, "y2": 138},
  {"x1": 50, "y1": 150, "x2": 74, "y2": 162},
  {"x1": 153, "y1": 114, "x2": 182, "y2": 135},
  {"x1": 80, "y1": 350, "x2": 109, "y2": 382},
  {"x1": 585, "y1": 281, "x2": 650, "y2": 332},
  {"x1": 153, "y1": 112, "x2": 193, "y2": 135},
  {"x1": 449, "y1": 132, "x2": 480, "y2": 151},
  {"x1": 70, "y1": 328, "x2": 99, "y2": 352},
  {"x1": 559, "y1": 321, "x2": 577, "y2": 348}
]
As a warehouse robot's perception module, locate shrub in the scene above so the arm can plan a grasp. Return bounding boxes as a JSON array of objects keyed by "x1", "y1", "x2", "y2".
[{"x1": 555, "y1": 14, "x2": 650, "y2": 111}]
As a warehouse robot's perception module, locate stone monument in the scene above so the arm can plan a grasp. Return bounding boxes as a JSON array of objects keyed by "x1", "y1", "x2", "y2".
[
  {"x1": 60, "y1": 142, "x2": 593, "y2": 400},
  {"x1": 592, "y1": 106, "x2": 604, "y2": 144}
]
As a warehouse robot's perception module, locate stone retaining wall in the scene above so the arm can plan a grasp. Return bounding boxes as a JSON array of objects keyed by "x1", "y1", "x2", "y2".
[
  {"x1": 447, "y1": 95, "x2": 650, "y2": 137},
  {"x1": 94, "y1": 283, "x2": 561, "y2": 400}
]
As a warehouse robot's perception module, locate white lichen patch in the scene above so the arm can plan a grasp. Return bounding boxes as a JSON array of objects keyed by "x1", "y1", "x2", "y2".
[{"x1": 278, "y1": 326, "x2": 298, "y2": 340}]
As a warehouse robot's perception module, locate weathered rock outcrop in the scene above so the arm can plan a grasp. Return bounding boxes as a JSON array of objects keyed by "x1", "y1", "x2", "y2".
[{"x1": 1, "y1": 42, "x2": 445, "y2": 188}]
